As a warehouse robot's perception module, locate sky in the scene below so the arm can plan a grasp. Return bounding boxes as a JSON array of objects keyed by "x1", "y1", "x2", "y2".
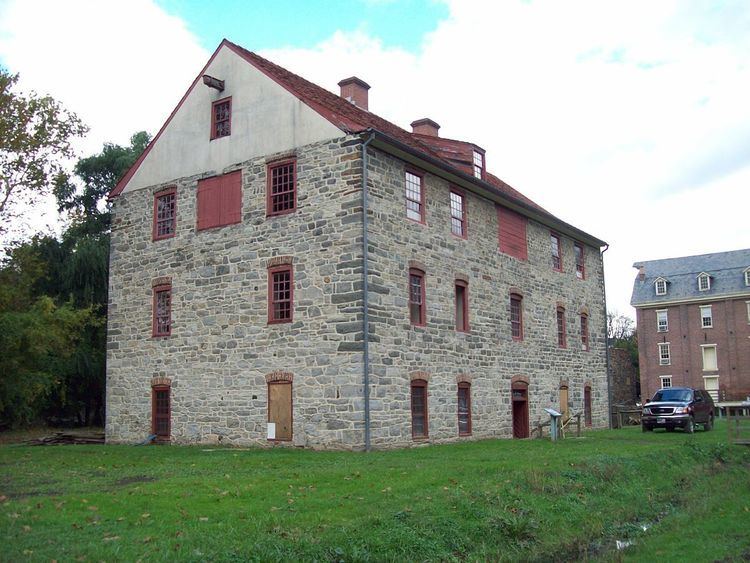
[{"x1": 0, "y1": 0, "x2": 749, "y2": 318}]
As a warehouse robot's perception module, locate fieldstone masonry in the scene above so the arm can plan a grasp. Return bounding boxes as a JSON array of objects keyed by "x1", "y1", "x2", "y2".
[{"x1": 107, "y1": 134, "x2": 608, "y2": 449}]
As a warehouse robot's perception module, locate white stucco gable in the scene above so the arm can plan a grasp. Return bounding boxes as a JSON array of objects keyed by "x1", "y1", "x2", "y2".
[{"x1": 119, "y1": 44, "x2": 345, "y2": 194}]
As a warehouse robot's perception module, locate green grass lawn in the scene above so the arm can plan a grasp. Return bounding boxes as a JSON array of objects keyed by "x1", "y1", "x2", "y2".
[{"x1": 1, "y1": 424, "x2": 749, "y2": 562}]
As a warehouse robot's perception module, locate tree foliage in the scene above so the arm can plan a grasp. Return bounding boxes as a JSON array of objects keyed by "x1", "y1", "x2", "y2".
[
  {"x1": 607, "y1": 310, "x2": 638, "y2": 370},
  {"x1": 0, "y1": 69, "x2": 88, "y2": 234},
  {"x1": 0, "y1": 132, "x2": 148, "y2": 428}
]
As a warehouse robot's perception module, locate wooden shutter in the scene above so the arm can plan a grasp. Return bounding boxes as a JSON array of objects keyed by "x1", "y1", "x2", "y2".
[
  {"x1": 197, "y1": 176, "x2": 222, "y2": 230},
  {"x1": 221, "y1": 170, "x2": 242, "y2": 225},
  {"x1": 497, "y1": 206, "x2": 528, "y2": 260}
]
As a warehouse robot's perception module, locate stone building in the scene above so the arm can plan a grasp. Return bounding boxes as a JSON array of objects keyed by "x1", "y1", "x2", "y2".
[
  {"x1": 106, "y1": 39, "x2": 609, "y2": 449},
  {"x1": 631, "y1": 249, "x2": 750, "y2": 406}
]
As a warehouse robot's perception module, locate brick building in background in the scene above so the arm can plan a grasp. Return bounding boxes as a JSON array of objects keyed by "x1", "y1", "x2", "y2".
[
  {"x1": 106, "y1": 39, "x2": 608, "y2": 449},
  {"x1": 631, "y1": 249, "x2": 750, "y2": 406}
]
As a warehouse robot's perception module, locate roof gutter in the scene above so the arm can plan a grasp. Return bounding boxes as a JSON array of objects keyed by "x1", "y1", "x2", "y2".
[
  {"x1": 601, "y1": 244, "x2": 613, "y2": 429},
  {"x1": 360, "y1": 130, "x2": 606, "y2": 249},
  {"x1": 361, "y1": 132, "x2": 375, "y2": 452}
]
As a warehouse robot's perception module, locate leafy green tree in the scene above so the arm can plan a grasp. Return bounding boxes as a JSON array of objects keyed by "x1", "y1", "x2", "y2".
[{"x1": 0, "y1": 69, "x2": 87, "y2": 234}]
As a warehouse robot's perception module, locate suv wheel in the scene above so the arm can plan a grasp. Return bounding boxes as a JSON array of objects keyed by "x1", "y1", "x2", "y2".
[
  {"x1": 685, "y1": 418, "x2": 695, "y2": 434},
  {"x1": 704, "y1": 415, "x2": 714, "y2": 432}
]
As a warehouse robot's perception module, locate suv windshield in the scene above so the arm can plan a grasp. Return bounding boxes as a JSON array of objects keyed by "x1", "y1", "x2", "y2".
[{"x1": 651, "y1": 389, "x2": 692, "y2": 403}]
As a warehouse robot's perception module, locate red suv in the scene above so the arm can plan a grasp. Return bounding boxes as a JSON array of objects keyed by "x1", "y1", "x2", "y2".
[{"x1": 641, "y1": 387, "x2": 715, "y2": 433}]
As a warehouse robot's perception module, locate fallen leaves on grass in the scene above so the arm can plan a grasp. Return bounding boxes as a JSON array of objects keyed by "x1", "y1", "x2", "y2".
[
  {"x1": 102, "y1": 535, "x2": 120, "y2": 542},
  {"x1": 199, "y1": 517, "x2": 209, "y2": 522}
]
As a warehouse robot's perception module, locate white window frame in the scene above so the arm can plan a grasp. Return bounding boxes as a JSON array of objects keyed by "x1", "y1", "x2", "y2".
[
  {"x1": 656, "y1": 309, "x2": 668, "y2": 332},
  {"x1": 697, "y1": 273, "x2": 711, "y2": 291},
  {"x1": 660, "y1": 376, "x2": 672, "y2": 389},
  {"x1": 702, "y1": 375, "x2": 720, "y2": 402},
  {"x1": 658, "y1": 342, "x2": 671, "y2": 366},
  {"x1": 699, "y1": 305, "x2": 713, "y2": 328},
  {"x1": 472, "y1": 150, "x2": 484, "y2": 179},
  {"x1": 746, "y1": 301, "x2": 750, "y2": 324},
  {"x1": 745, "y1": 268, "x2": 750, "y2": 286},
  {"x1": 655, "y1": 278, "x2": 667, "y2": 296},
  {"x1": 701, "y1": 344, "x2": 718, "y2": 372}
]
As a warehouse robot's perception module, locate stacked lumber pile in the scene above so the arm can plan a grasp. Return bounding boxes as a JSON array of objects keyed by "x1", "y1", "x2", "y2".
[{"x1": 23, "y1": 431, "x2": 105, "y2": 445}]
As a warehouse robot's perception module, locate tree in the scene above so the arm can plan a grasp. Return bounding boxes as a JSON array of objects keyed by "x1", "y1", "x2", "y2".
[
  {"x1": 607, "y1": 311, "x2": 635, "y2": 342},
  {"x1": 0, "y1": 69, "x2": 88, "y2": 234}
]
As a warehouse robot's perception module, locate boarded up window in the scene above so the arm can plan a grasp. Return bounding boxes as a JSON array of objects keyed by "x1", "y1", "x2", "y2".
[
  {"x1": 196, "y1": 170, "x2": 242, "y2": 230},
  {"x1": 152, "y1": 285, "x2": 172, "y2": 337},
  {"x1": 497, "y1": 206, "x2": 527, "y2": 260},
  {"x1": 268, "y1": 382, "x2": 292, "y2": 441}
]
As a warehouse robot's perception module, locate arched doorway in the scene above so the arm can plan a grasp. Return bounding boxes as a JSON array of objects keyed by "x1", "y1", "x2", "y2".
[{"x1": 511, "y1": 380, "x2": 529, "y2": 439}]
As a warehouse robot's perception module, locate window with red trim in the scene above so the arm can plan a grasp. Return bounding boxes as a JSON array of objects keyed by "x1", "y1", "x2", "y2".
[
  {"x1": 408, "y1": 268, "x2": 426, "y2": 326},
  {"x1": 458, "y1": 382, "x2": 471, "y2": 436},
  {"x1": 455, "y1": 280, "x2": 469, "y2": 332},
  {"x1": 411, "y1": 379, "x2": 428, "y2": 438},
  {"x1": 510, "y1": 293, "x2": 523, "y2": 340},
  {"x1": 497, "y1": 206, "x2": 528, "y2": 260},
  {"x1": 152, "y1": 386, "x2": 171, "y2": 440},
  {"x1": 557, "y1": 307, "x2": 566, "y2": 348},
  {"x1": 197, "y1": 170, "x2": 242, "y2": 230},
  {"x1": 268, "y1": 265, "x2": 293, "y2": 323},
  {"x1": 450, "y1": 190, "x2": 466, "y2": 237},
  {"x1": 551, "y1": 233, "x2": 562, "y2": 271},
  {"x1": 267, "y1": 159, "x2": 296, "y2": 216},
  {"x1": 153, "y1": 285, "x2": 172, "y2": 337},
  {"x1": 405, "y1": 170, "x2": 424, "y2": 222},
  {"x1": 153, "y1": 188, "x2": 176, "y2": 240},
  {"x1": 211, "y1": 97, "x2": 231, "y2": 139},
  {"x1": 580, "y1": 313, "x2": 589, "y2": 351},
  {"x1": 574, "y1": 242, "x2": 585, "y2": 279}
]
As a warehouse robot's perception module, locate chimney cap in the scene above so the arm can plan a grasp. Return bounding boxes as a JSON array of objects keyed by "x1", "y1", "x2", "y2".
[
  {"x1": 338, "y1": 76, "x2": 370, "y2": 90},
  {"x1": 410, "y1": 118, "x2": 441, "y2": 131}
]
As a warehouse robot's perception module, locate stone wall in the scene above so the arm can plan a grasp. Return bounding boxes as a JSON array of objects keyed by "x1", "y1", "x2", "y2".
[
  {"x1": 106, "y1": 136, "x2": 368, "y2": 448},
  {"x1": 609, "y1": 347, "x2": 639, "y2": 407},
  {"x1": 107, "y1": 134, "x2": 609, "y2": 450},
  {"x1": 363, "y1": 147, "x2": 609, "y2": 446}
]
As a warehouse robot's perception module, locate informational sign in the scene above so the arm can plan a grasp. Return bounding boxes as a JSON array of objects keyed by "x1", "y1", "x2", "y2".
[{"x1": 267, "y1": 422, "x2": 276, "y2": 440}]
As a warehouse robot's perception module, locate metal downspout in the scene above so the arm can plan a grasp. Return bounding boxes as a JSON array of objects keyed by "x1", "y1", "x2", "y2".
[
  {"x1": 601, "y1": 244, "x2": 612, "y2": 429},
  {"x1": 362, "y1": 132, "x2": 375, "y2": 451}
]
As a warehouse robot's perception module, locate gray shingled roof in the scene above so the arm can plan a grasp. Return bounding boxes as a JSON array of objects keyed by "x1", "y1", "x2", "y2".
[{"x1": 631, "y1": 248, "x2": 750, "y2": 307}]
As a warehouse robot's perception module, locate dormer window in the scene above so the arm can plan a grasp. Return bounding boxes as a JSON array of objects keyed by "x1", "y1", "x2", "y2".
[
  {"x1": 744, "y1": 268, "x2": 750, "y2": 286},
  {"x1": 655, "y1": 278, "x2": 667, "y2": 296},
  {"x1": 472, "y1": 150, "x2": 484, "y2": 179},
  {"x1": 697, "y1": 272, "x2": 711, "y2": 291},
  {"x1": 211, "y1": 97, "x2": 231, "y2": 139}
]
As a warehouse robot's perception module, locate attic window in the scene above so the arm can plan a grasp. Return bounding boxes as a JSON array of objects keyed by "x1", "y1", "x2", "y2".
[
  {"x1": 744, "y1": 269, "x2": 750, "y2": 286},
  {"x1": 472, "y1": 150, "x2": 484, "y2": 179},
  {"x1": 211, "y1": 97, "x2": 231, "y2": 139},
  {"x1": 698, "y1": 273, "x2": 711, "y2": 291},
  {"x1": 655, "y1": 279, "x2": 667, "y2": 296}
]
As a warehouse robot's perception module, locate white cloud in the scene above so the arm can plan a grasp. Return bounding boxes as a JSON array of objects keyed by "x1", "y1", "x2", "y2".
[{"x1": 1, "y1": 0, "x2": 749, "y2": 315}]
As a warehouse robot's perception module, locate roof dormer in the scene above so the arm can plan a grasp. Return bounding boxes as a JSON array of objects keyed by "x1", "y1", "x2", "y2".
[
  {"x1": 744, "y1": 267, "x2": 750, "y2": 286},
  {"x1": 697, "y1": 272, "x2": 711, "y2": 291},
  {"x1": 654, "y1": 277, "x2": 668, "y2": 296}
]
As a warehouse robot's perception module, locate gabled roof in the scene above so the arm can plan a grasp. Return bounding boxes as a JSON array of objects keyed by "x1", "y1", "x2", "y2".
[
  {"x1": 109, "y1": 39, "x2": 582, "y2": 238},
  {"x1": 631, "y1": 248, "x2": 750, "y2": 306}
]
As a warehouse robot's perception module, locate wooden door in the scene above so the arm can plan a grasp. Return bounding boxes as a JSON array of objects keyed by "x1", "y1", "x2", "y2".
[
  {"x1": 560, "y1": 386, "x2": 570, "y2": 422},
  {"x1": 512, "y1": 387, "x2": 529, "y2": 439},
  {"x1": 584, "y1": 386, "x2": 592, "y2": 427},
  {"x1": 268, "y1": 382, "x2": 292, "y2": 441}
]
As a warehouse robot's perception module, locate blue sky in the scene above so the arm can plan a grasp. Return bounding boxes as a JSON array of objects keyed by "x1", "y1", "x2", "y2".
[{"x1": 155, "y1": 0, "x2": 448, "y2": 53}]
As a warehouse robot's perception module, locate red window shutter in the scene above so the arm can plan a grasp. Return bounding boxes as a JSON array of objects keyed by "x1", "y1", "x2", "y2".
[
  {"x1": 197, "y1": 176, "x2": 222, "y2": 230},
  {"x1": 497, "y1": 206, "x2": 528, "y2": 260},
  {"x1": 221, "y1": 170, "x2": 242, "y2": 225}
]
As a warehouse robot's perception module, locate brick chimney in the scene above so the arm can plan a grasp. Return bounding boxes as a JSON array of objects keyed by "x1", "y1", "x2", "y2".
[
  {"x1": 411, "y1": 118, "x2": 440, "y2": 137},
  {"x1": 338, "y1": 77, "x2": 370, "y2": 110}
]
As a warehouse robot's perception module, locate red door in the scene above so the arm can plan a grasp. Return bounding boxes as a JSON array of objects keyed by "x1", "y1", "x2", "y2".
[{"x1": 512, "y1": 386, "x2": 529, "y2": 438}]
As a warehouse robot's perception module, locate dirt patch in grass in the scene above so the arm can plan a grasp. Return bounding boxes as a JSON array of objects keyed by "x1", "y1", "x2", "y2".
[{"x1": 114, "y1": 475, "x2": 157, "y2": 487}]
